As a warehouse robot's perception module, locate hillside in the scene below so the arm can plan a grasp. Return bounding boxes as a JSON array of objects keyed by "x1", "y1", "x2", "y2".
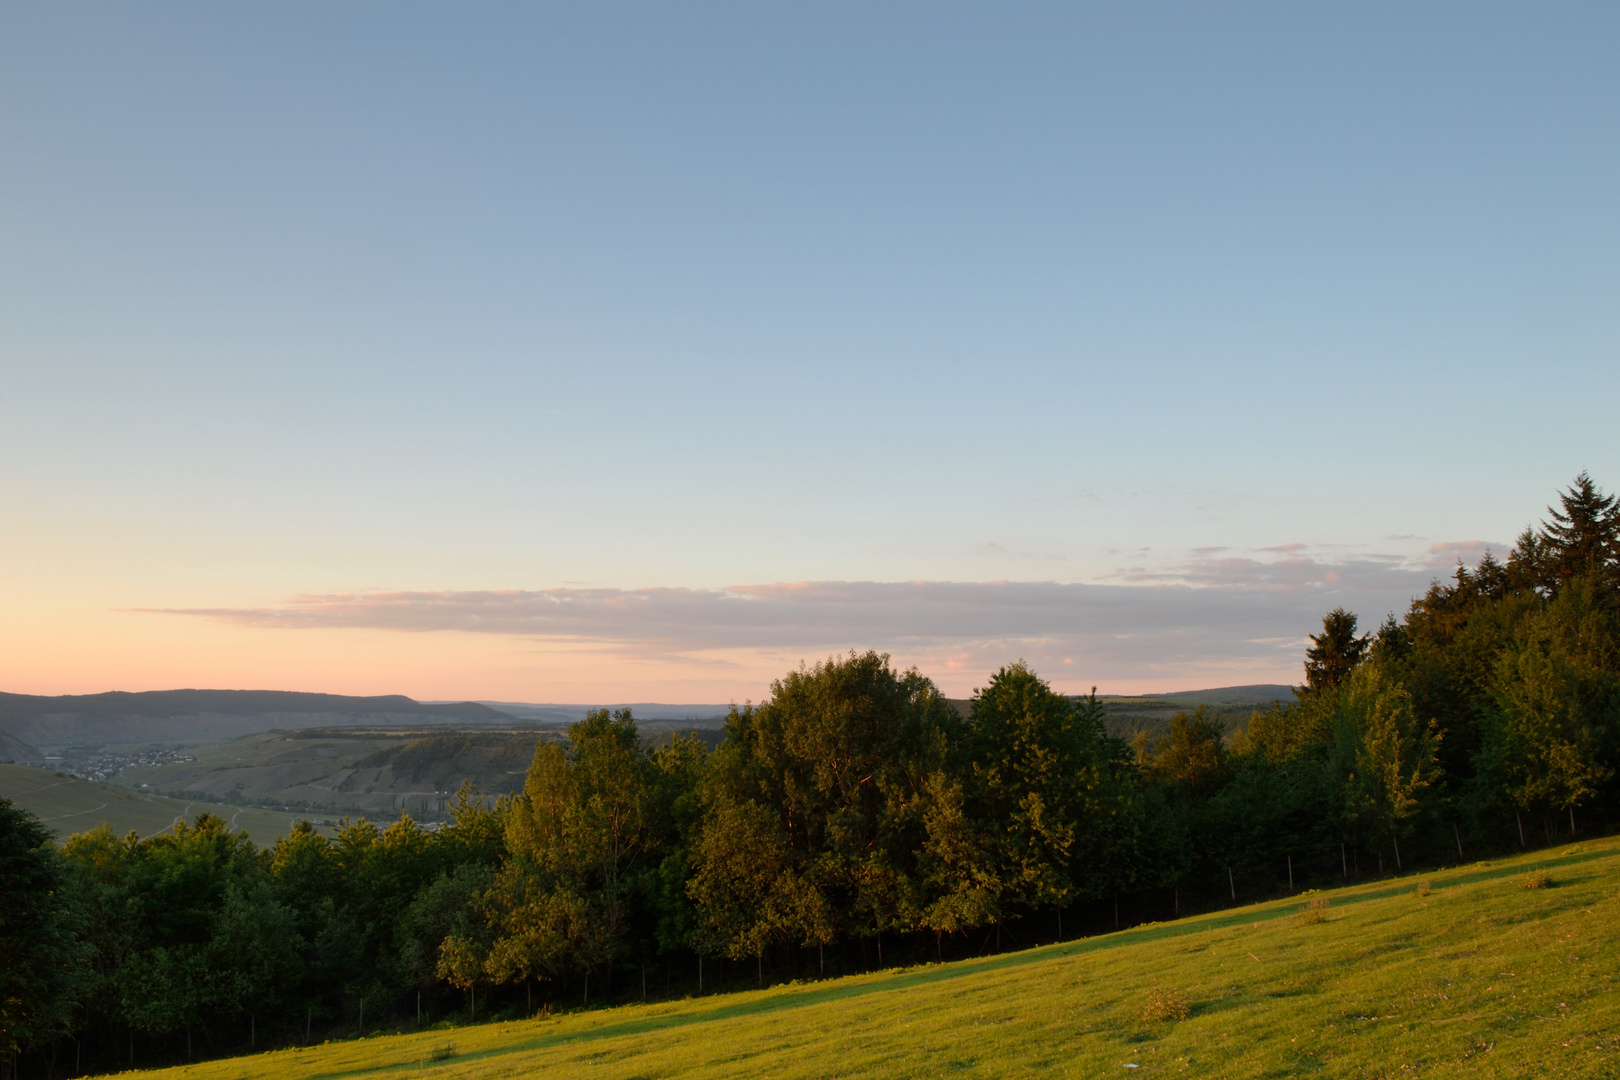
[
  {"x1": 113, "y1": 834, "x2": 1620, "y2": 1079},
  {"x1": 0, "y1": 689, "x2": 514, "y2": 753},
  {"x1": 0, "y1": 762, "x2": 329, "y2": 846},
  {"x1": 103, "y1": 729, "x2": 549, "y2": 819}
]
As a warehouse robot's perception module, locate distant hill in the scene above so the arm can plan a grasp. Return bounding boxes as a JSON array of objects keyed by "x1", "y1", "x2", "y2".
[
  {"x1": 0, "y1": 689, "x2": 513, "y2": 752},
  {"x1": 1094, "y1": 684, "x2": 1293, "y2": 741},
  {"x1": 468, "y1": 701, "x2": 732, "y2": 730},
  {"x1": 944, "y1": 684, "x2": 1295, "y2": 741},
  {"x1": 1148, "y1": 684, "x2": 1295, "y2": 707}
]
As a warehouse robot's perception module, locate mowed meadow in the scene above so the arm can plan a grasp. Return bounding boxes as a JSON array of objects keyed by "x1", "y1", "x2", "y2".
[{"x1": 117, "y1": 835, "x2": 1620, "y2": 1080}]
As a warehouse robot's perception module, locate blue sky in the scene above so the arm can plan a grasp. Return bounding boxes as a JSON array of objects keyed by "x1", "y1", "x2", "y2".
[{"x1": 2, "y1": 3, "x2": 1617, "y2": 700}]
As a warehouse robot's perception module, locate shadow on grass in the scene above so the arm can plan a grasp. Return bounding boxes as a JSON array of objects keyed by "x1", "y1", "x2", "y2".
[{"x1": 303, "y1": 839, "x2": 1620, "y2": 1080}]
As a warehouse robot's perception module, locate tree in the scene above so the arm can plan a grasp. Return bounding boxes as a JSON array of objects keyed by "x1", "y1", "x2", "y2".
[
  {"x1": 1538, "y1": 472, "x2": 1619, "y2": 590},
  {"x1": 952, "y1": 665, "x2": 1117, "y2": 921},
  {"x1": 646, "y1": 733, "x2": 710, "y2": 959},
  {"x1": 693, "y1": 651, "x2": 955, "y2": 967},
  {"x1": 0, "y1": 798, "x2": 87, "y2": 1059},
  {"x1": 1136, "y1": 706, "x2": 1232, "y2": 801},
  {"x1": 1302, "y1": 608, "x2": 1370, "y2": 694},
  {"x1": 1479, "y1": 578, "x2": 1618, "y2": 831},
  {"x1": 1510, "y1": 473, "x2": 1620, "y2": 596},
  {"x1": 499, "y1": 709, "x2": 658, "y2": 993},
  {"x1": 1331, "y1": 662, "x2": 1443, "y2": 869},
  {"x1": 204, "y1": 883, "x2": 303, "y2": 1036}
]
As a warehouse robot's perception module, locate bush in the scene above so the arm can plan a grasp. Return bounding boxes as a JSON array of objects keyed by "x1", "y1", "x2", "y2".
[
  {"x1": 1297, "y1": 897, "x2": 1330, "y2": 925},
  {"x1": 1519, "y1": 868, "x2": 1552, "y2": 890},
  {"x1": 1416, "y1": 881, "x2": 1432, "y2": 898},
  {"x1": 1142, "y1": 987, "x2": 1191, "y2": 1022}
]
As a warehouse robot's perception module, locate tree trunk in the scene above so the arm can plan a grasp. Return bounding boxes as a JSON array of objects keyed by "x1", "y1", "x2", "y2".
[
  {"x1": 1113, "y1": 894, "x2": 1119, "y2": 929},
  {"x1": 1228, "y1": 866, "x2": 1235, "y2": 900},
  {"x1": 1393, "y1": 835, "x2": 1402, "y2": 871},
  {"x1": 1454, "y1": 823, "x2": 1465, "y2": 861},
  {"x1": 582, "y1": 972, "x2": 588, "y2": 1008},
  {"x1": 820, "y1": 942, "x2": 825, "y2": 975},
  {"x1": 1570, "y1": 806, "x2": 1577, "y2": 836},
  {"x1": 1341, "y1": 843, "x2": 1347, "y2": 879},
  {"x1": 1287, "y1": 855, "x2": 1294, "y2": 892},
  {"x1": 698, "y1": 955, "x2": 703, "y2": 995},
  {"x1": 1517, "y1": 811, "x2": 1526, "y2": 848}
]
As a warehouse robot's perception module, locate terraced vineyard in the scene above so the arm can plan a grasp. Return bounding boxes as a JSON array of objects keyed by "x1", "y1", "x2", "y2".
[
  {"x1": 115, "y1": 835, "x2": 1620, "y2": 1079},
  {"x1": 0, "y1": 762, "x2": 326, "y2": 846}
]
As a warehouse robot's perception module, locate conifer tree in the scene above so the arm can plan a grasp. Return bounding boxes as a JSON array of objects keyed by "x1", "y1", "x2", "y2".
[{"x1": 1302, "y1": 608, "x2": 1370, "y2": 694}]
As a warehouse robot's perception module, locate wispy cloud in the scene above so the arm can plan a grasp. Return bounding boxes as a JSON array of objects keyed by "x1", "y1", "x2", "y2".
[{"x1": 144, "y1": 549, "x2": 1472, "y2": 691}]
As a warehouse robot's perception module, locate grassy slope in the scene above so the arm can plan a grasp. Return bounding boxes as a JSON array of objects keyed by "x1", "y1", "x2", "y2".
[
  {"x1": 0, "y1": 763, "x2": 326, "y2": 846},
  {"x1": 106, "y1": 730, "x2": 538, "y2": 820},
  {"x1": 110, "y1": 836, "x2": 1620, "y2": 1080}
]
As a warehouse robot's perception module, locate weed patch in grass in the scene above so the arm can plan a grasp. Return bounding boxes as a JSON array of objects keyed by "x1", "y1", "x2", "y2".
[
  {"x1": 1142, "y1": 987, "x2": 1191, "y2": 1022},
  {"x1": 1520, "y1": 867, "x2": 1553, "y2": 889},
  {"x1": 1296, "y1": 896, "x2": 1330, "y2": 925}
]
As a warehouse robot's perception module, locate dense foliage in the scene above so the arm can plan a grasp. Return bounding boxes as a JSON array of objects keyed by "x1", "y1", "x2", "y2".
[{"x1": 3, "y1": 476, "x2": 1617, "y2": 1076}]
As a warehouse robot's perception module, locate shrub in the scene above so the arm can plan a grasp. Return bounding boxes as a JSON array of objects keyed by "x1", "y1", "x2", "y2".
[
  {"x1": 1416, "y1": 881, "x2": 1432, "y2": 898},
  {"x1": 1297, "y1": 897, "x2": 1330, "y2": 925},
  {"x1": 428, "y1": 1044, "x2": 457, "y2": 1062},
  {"x1": 1142, "y1": 987, "x2": 1191, "y2": 1023},
  {"x1": 1519, "y1": 868, "x2": 1552, "y2": 890}
]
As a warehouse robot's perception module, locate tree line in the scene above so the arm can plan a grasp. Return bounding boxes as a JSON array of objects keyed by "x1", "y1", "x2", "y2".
[{"x1": 3, "y1": 475, "x2": 1618, "y2": 1076}]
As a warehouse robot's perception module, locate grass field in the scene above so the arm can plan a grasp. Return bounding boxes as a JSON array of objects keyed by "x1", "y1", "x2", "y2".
[
  {"x1": 0, "y1": 763, "x2": 328, "y2": 846},
  {"x1": 110, "y1": 834, "x2": 1620, "y2": 1079}
]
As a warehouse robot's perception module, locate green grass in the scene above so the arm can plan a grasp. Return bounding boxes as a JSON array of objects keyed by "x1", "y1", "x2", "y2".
[
  {"x1": 108, "y1": 834, "x2": 1620, "y2": 1079},
  {"x1": 0, "y1": 762, "x2": 327, "y2": 846}
]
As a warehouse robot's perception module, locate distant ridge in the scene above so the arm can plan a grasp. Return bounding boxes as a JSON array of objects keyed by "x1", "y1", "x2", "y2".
[
  {"x1": 1123, "y1": 683, "x2": 1294, "y2": 707},
  {"x1": 467, "y1": 701, "x2": 731, "y2": 728},
  {"x1": 0, "y1": 689, "x2": 513, "y2": 750}
]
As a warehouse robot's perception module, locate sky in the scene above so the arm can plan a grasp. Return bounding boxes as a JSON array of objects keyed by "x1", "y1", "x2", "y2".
[{"x1": 2, "y1": 3, "x2": 1617, "y2": 703}]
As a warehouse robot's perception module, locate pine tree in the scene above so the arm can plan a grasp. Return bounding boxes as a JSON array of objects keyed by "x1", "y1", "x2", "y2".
[
  {"x1": 1511, "y1": 473, "x2": 1620, "y2": 595},
  {"x1": 1302, "y1": 608, "x2": 1370, "y2": 694}
]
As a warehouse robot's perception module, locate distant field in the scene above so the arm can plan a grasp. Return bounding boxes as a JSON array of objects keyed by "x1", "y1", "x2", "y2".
[
  {"x1": 0, "y1": 763, "x2": 328, "y2": 845},
  {"x1": 115, "y1": 834, "x2": 1620, "y2": 1078}
]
